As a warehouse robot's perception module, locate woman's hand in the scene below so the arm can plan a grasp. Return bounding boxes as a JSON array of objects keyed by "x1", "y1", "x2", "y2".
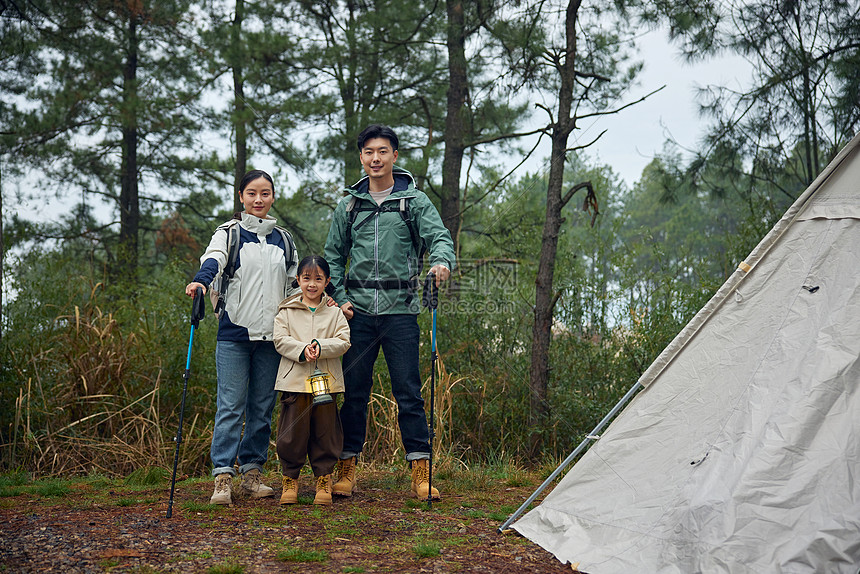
[
  {"x1": 340, "y1": 302, "x2": 354, "y2": 320},
  {"x1": 185, "y1": 282, "x2": 207, "y2": 297}
]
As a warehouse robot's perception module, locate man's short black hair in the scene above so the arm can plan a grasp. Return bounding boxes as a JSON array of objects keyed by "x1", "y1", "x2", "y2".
[{"x1": 357, "y1": 124, "x2": 399, "y2": 151}]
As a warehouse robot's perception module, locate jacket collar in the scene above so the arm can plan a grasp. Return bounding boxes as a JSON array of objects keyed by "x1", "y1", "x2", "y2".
[
  {"x1": 279, "y1": 291, "x2": 332, "y2": 311},
  {"x1": 346, "y1": 166, "x2": 416, "y2": 199},
  {"x1": 240, "y1": 212, "x2": 277, "y2": 236}
]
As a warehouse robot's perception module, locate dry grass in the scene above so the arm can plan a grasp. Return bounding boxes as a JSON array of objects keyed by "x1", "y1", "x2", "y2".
[
  {"x1": 5, "y1": 301, "x2": 213, "y2": 478},
  {"x1": 362, "y1": 354, "x2": 471, "y2": 473},
  {"x1": 4, "y1": 295, "x2": 500, "y2": 478}
]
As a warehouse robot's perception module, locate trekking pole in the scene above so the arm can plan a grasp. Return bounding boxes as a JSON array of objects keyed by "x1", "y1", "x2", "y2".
[
  {"x1": 422, "y1": 272, "x2": 439, "y2": 509},
  {"x1": 167, "y1": 286, "x2": 205, "y2": 518}
]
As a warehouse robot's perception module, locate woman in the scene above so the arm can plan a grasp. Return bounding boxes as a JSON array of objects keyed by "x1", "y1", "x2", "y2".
[{"x1": 185, "y1": 169, "x2": 298, "y2": 506}]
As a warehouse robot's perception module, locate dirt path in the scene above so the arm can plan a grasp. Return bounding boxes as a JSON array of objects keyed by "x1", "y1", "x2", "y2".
[{"x1": 0, "y1": 471, "x2": 575, "y2": 573}]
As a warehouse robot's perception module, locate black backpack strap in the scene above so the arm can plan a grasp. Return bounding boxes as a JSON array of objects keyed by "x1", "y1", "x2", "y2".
[
  {"x1": 346, "y1": 278, "x2": 418, "y2": 290},
  {"x1": 397, "y1": 197, "x2": 425, "y2": 260},
  {"x1": 344, "y1": 196, "x2": 360, "y2": 255},
  {"x1": 345, "y1": 195, "x2": 424, "y2": 259},
  {"x1": 346, "y1": 277, "x2": 419, "y2": 306}
]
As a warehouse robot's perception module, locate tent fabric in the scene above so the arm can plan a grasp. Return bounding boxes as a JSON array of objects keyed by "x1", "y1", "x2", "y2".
[{"x1": 513, "y1": 132, "x2": 860, "y2": 574}]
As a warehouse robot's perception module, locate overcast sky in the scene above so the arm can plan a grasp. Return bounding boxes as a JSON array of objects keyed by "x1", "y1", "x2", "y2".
[
  {"x1": 580, "y1": 28, "x2": 750, "y2": 187},
  {"x1": 517, "y1": 27, "x2": 752, "y2": 189}
]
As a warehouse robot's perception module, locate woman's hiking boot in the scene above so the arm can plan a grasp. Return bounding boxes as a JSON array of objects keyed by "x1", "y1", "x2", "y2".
[
  {"x1": 280, "y1": 476, "x2": 298, "y2": 505},
  {"x1": 210, "y1": 473, "x2": 234, "y2": 506},
  {"x1": 332, "y1": 457, "x2": 356, "y2": 497},
  {"x1": 410, "y1": 458, "x2": 440, "y2": 500},
  {"x1": 314, "y1": 474, "x2": 333, "y2": 505},
  {"x1": 240, "y1": 469, "x2": 275, "y2": 498}
]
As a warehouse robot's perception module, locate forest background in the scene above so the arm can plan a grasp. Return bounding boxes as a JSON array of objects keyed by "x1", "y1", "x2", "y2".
[{"x1": 0, "y1": 0, "x2": 858, "y2": 478}]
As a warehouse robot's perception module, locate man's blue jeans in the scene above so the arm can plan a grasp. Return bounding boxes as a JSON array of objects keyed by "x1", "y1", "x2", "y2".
[
  {"x1": 210, "y1": 340, "x2": 279, "y2": 476},
  {"x1": 340, "y1": 311, "x2": 430, "y2": 460}
]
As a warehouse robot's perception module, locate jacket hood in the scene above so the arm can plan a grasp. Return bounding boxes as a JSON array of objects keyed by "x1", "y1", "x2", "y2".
[
  {"x1": 278, "y1": 291, "x2": 333, "y2": 311},
  {"x1": 346, "y1": 166, "x2": 416, "y2": 198}
]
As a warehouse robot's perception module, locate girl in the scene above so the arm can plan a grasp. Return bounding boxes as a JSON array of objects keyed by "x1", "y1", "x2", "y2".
[
  {"x1": 273, "y1": 255, "x2": 350, "y2": 505},
  {"x1": 185, "y1": 170, "x2": 298, "y2": 506}
]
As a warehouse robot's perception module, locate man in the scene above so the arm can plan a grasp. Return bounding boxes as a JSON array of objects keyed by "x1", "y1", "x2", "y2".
[{"x1": 324, "y1": 124, "x2": 455, "y2": 499}]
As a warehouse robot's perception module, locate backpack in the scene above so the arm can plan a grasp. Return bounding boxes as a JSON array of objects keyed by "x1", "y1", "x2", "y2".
[
  {"x1": 344, "y1": 195, "x2": 426, "y2": 304},
  {"x1": 345, "y1": 195, "x2": 426, "y2": 261},
  {"x1": 209, "y1": 219, "x2": 296, "y2": 318}
]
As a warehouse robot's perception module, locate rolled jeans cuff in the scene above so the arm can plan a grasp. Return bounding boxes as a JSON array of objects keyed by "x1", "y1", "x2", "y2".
[
  {"x1": 212, "y1": 466, "x2": 237, "y2": 477},
  {"x1": 340, "y1": 451, "x2": 360, "y2": 460},
  {"x1": 406, "y1": 452, "x2": 430, "y2": 462},
  {"x1": 239, "y1": 462, "x2": 265, "y2": 475}
]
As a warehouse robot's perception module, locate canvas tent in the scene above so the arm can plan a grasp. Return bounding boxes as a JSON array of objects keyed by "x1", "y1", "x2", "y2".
[{"x1": 512, "y1": 132, "x2": 860, "y2": 574}]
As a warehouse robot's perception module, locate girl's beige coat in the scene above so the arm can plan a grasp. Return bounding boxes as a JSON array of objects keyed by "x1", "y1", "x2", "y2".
[{"x1": 273, "y1": 292, "x2": 350, "y2": 393}]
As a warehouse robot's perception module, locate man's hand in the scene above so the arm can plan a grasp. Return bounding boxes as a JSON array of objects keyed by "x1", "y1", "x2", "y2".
[
  {"x1": 429, "y1": 265, "x2": 450, "y2": 287},
  {"x1": 340, "y1": 302, "x2": 354, "y2": 320}
]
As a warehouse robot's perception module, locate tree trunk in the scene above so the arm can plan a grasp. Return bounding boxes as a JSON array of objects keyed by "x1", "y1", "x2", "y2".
[
  {"x1": 342, "y1": 0, "x2": 361, "y2": 186},
  {"x1": 0, "y1": 163, "x2": 4, "y2": 344},
  {"x1": 440, "y1": 0, "x2": 467, "y2": 256},
  {"x1": 118, "y1": 13, "x2": 139, "y2": 281},
  {"x1": 232, "y1": 0, "x2": 246, "y2": 213},
  {"x1": 528, "y1": 0, "x2": 582, "y2": 460}
]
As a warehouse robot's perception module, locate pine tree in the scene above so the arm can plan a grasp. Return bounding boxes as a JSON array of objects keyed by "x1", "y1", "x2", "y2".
[{"x1": 0, "y1": 0, "x2": 202, "y2": 281}]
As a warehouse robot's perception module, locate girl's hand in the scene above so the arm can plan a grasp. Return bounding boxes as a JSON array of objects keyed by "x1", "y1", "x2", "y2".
[
  {"x1": 304, "y1": 341, "x2": 320, "y2": 361},
  {"x1": 185, "y1": 282, "x2": 207, "y2": 297}
]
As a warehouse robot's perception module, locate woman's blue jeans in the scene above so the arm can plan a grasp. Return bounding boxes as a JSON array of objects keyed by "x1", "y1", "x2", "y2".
[
  {"x1": 340, "y1": 311, "x2": 430, "y2": 460},
  {"x1": 210, "y1": 340, "x2": 279, "y2": 476}
]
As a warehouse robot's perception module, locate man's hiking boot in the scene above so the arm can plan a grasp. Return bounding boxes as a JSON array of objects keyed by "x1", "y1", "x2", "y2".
[
  {"x1": 314, "y1": 474, "x2": 333, "y2": 505},
  {"x1": 332, "y1": 457, "x2": 356, "y2": 497},
  {"x1": 210, "y1": 473, "x2": 233, "y2": 506},
  {"x1": 280, "y1": 476, "x2": 298, "y2": 505},
  {"x1": 410, "y1": 458, "x2": 440, "y2": 500},
  {"x1": 239, "y1": 469, "x2": 274, "y2": 498}
]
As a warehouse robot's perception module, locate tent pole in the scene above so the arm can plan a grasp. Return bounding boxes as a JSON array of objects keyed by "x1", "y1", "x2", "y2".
[{"x1": 498, "y1": 381, "x2": 643, "y2": 533}]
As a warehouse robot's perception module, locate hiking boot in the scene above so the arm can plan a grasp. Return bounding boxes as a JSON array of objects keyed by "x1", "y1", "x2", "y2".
[
  {"x1": 332, "y1": 457, "x2": 356, "y2": 497},
  {"x1": 210, "y1": 473, "x2": 233, "y2": 506},
  {"x1": 280, "y1": 476, "x2": 298, "y2": 505},
  {"x1": 410, "y1": 458, "x2": 440, "y2": 500},
  {"x1": 314, "y1": 474, "x2": 333, "y2": 505},
  {"x1": 239, "y1": 469, "x2": 275, "y2": 498}
]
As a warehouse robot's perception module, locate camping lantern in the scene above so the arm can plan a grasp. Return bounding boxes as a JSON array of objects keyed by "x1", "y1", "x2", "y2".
[{"x1": 307, "y1": 366, "x2": 333, "y2": 405}]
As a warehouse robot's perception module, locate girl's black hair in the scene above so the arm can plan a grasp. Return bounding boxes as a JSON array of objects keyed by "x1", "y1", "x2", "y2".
[
  {"x1": 291, "y1": 255, "x2": 335, "y2": 296},
  {"x1": 238, "y1": 169, "x2": 274, "y2": 193}
]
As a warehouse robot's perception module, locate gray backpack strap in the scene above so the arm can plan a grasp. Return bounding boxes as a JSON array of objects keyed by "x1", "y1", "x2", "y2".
[
  {"x1": 223, "y1": 221, "x2": 241, "y2": 279},
  {"x1": 275, "y1": 226, "x2": 297, "y2": 273},
  {"x1": 212, "y1": 219, "x2": 241, "y2": 317}
]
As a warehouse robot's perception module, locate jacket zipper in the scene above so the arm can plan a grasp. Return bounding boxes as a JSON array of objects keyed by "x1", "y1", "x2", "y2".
[{"x1": 374, "y1": 208, "x2": 380, "y2": 314}]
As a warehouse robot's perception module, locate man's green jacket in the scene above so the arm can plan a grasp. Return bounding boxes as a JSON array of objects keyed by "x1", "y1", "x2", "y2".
[{"x1": 324, "y1": 167, "x2": 456, "y2": 315}]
